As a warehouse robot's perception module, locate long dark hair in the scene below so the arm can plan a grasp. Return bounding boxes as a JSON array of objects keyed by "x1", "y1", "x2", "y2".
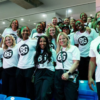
[{"x1": 34, "y1": 36, "x2": 52, "y2": 66}]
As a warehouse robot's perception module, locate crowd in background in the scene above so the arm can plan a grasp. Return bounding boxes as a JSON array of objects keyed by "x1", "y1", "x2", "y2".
[{"x1": 0, "y1": 11, "x2": 100, "y2": 100}]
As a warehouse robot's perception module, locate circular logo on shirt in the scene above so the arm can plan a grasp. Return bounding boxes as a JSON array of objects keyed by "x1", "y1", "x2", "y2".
[
  {"x1": 19, "y1": 44, "x2": 29, "y2": 56},
  {"x1": 10, "y1": 34, "x2": 17, "y2": 42},
  {"x1": 97, "y1": 43, "x2": 100, "y2": 54},
  {"x1": 78, "y1": 36, "x2": 88, "y2": 46},
  {"x1": 38, "y1": 54, "x2": 48, "y2": 64},
  {"x1": 57, "y1": 51, "x2": 67, "y2": 63},
  {"x1": 34, "y1": 36, "x2": 40, "y2": 39},
  {"x1": 49, "y1": 43, "x2": 55, "y2": 49},
  {"x1": 3, "y1": 49, "x2": 13, "y2": 59}
]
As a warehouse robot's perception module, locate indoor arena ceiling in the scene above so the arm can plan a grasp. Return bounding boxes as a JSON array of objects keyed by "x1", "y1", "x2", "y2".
[{"x1": 0, "y1": 0, "x2": 96, "y2": 33}]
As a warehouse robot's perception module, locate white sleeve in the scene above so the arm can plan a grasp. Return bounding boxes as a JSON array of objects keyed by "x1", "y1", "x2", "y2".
[
  {"x1": 52, "y1": 49, "x2": 56, "y2": 62},
  {"x1": 2, "y1": 28, "x2": 7, "y2": 37},
  {"x1": 74, "y1": 33, "x2": 78, "y2": 44},
  {"x1": 92, "y1": 29, "x2": 99, "y2": 39},
  {"x1": 0, "y1": 48, "x2": 3, "y2": 56},
  {"x1": 72, "y1": 46, "x2": 80, "y2": 60},
  {"x1": 89, "y1": 43, "x2": 96, "y2": 57}
]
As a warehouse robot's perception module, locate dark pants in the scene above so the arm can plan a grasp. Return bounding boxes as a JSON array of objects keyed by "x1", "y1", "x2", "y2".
[
  {"x1": 34, "y1": 69, "x2": 54, "y2": 100},
  {"x1": 78, "y1": 57, "x2": 90, "y2": 80},
  {"x1": 96, "y1": 82, "x2": 100, "y2": 100},
  {"x1": 54, "y1": 70, "x2": 79, "y2": 100},
  {"x1": 2, "y1": 67, "x2": 17, "y2": 96},
  {"x1": 16, "y1": 67, "x2": 35, "y2": 100},
  {"x1": 0, "y1": 67, "x2": 3, "y2": 79}
]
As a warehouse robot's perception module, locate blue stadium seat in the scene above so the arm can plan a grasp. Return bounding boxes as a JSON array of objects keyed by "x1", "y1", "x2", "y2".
[
  {"x1": 6, "y1": 97, "x2": 30, "y2": 100},
  {"x1": 78, "y1": 80, "x2": 98, "y2": 100},
  {"x1": 0, "y1": 94, "x2": 7, "y2": 100},
  {"x1": 0, "y1": 80, "x2": 2, "y2": 93}
]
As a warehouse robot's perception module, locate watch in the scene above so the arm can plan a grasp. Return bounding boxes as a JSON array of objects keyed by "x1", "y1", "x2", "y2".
[{"x1": 67, "y1": 71, "x2": 72, "y2": 75}]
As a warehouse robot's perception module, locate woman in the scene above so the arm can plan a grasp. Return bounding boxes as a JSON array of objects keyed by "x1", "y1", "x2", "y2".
[
  {"x1": 74, "y1": 20, "x2": 98, "y2": 80},
  {"x1": 46, "y1": 25, "x2": 60, "y2": 49},
  {"x1": 0, "y1": 19, "x2": 20, "y2": 47},
  {"x1": 32, "y1": 23, "x2": 46, "y2": 39},
  {"x1": 0, "y1": 35, "x2": 18, "y2": 96},
  {"x1": 34, "y1": 36, "x2": 56, "y2": 100},
  {"x1": 54, "y1": 32, "x2": 80, "y2": 100},
  {"x1": 62, "y1": 25, "x2": 75, "y2": 45},
  {"x1": 91, "y1": 11, "x2": 100, "y2": 33},
  {"x1": 16, "y1": 26, "x2": 37, "y2": 100},
  {"x1": 70, "y1": 18, "x2": 76, "y2": 33}
]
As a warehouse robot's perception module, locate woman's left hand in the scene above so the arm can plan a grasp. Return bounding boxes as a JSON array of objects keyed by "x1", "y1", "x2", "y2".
[
  {"x1": 61, "y1": 72, "x2": 69, "y2": 80},
  {"x1": 86, "y1": 27, "x2": 91, "y2": 34}
]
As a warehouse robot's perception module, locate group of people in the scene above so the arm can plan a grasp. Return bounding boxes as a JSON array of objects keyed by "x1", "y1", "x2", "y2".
[{"x1": 0, "y1": 11, "x2": 100, "y2": 100}]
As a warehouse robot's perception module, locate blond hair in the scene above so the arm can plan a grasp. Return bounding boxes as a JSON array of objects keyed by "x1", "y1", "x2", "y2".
[
  {"x1": 3, "y1": 35, "x2": 16, "y2": 50},
  {"x1": 56, "y1": 32, "x2": 70, "y2": 53}
]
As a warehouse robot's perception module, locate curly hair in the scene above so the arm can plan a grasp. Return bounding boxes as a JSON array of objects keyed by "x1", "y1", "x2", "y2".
[
  {"x1": 34, "y1": 36, "x2": 52, "y2": 66},
  {"x1": 3, "y1": 35, "x2": 16, "y2": 50}
]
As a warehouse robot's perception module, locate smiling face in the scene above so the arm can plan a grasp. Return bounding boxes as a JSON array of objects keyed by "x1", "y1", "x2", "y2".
[
  {"x1": 64, "y1": 18, "x2": 70, "y2": 25},
  {"x1": 75, "y1": 21, "x2": 84, "y2": 31},
  {"x1": 49, "y1": 27, "x2": 55, "y2": 37},
  {"x1": 37, "y1": 24, "x2": 43, "y2": 33},
  {"x1": 39, "y1": 37, "x2": 47, "y2": 49},
  {"x1": 81, "y1": 13, "x2": 87, "y2": 22},
  {"x1": 11, "y1": 20, "x2": 18, "y2": 30},
  {"x1": 52, "y1": 18, "x2": 57, "y2": 26},
  {"x1": 97, "y1": 13, "x2": 100, "y2": 19},
  {"x1": 5, "y1": 36, "x2": 13, "y2": 47},
  {"x1": 21, "y1": 27, "x2": 30, "y2": 40},
  {"x1": 62, "y1": 28, "x2": 70, "y2": 35},
  {"x1": 70, "y1": 19, "x2": 75, "y2": 26},
  {"x1": 58, "y1": 35, "x2": 68, "y2": 47}
]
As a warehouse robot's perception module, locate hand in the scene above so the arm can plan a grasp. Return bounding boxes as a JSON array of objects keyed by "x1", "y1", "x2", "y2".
[
  {"x1": 61, "y1": 72, "x2": 69, "y2": 80},
  {"x1": 88, "y1": 77, "x2": 95, "y2": 91},
  {"x1": 86, "y1": 27, "x2": 91, "y2": 34}
]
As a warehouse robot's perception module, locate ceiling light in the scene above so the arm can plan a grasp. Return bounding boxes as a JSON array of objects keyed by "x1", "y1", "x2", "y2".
[
  {"x1": 70, "y1": 17, "x2": 73, "y2": 19},
  {"x1": 29, "y1": 20, "x2": 30, "y2": 21},
  {"x1": 2, "y1": 22, "x2": 5, "y2": 24},
  {"x1": 42, "y1": 14, "x2": 47, "y2": 17},
  {"x1": 21, "y1": 18, "x2": 24, "y2": 21},
  {"x1": 34, "y1": 23, "x2": 36, "y2": 25},
  {"x1": 68, "y1": 9, "x2": 72, "y2": 13},
  {"x1": 90, "y1": 14, "x2": 93, "y2": 16}
]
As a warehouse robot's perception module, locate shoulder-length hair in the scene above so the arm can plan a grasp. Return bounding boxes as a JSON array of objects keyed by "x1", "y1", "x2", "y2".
[
  {"x1": 34, "y1": 36, "x2": 52, "y2": 66},
  {"x1": 46, "y1": 25, "x2": 60, "y2": 43},
  {"x1": 56, "y1": 32, "x2": 71, "y2": 54},
  {"x1": 3, "y1": 35, "x2": 16, "y2": 50},
  {"x1": 9, "y1": 19, "x2": 19, "y2": 29}
]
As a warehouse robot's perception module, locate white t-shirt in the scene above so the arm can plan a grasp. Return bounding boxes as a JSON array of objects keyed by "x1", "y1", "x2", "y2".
[
  {"x1": 2, "y1": 28, "x2": 21, "y2": 43},
  {"x1": 56, "y1": 45, "x2": 80, "y2": 70},
  {"x1": 0, "y1": 46, "x2": 18, "y2": 69},
  {"x1": 74, "y1": 29, "x2": 98, "y2": 57},
  {"x1": 84, "y1": 22, "x2": 92, "y2": 28},
  {"x1": 89, "y1": 36, "x2": 100, "y2": 82},
  {"x1": 37, "y1": 49, "x2": 56, "y2": 71},
  {"x1": 17, "y1": 38, "x2": 37, "y2": 69},
  {"x1": 68, "y1": 33, "x2": 75, "y2": 45},
  {"x1": 32, "y1": 32, "x2": 46, "y2": 39},
  {"x1": 49, "y1": 38, "x2": 57, "y2": 50}
]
